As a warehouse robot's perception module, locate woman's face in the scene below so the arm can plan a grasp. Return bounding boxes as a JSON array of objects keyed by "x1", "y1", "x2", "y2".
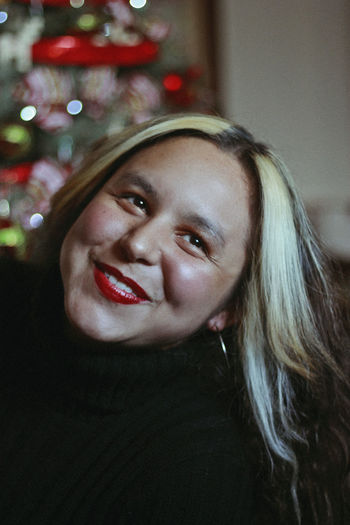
[{"x1": 60, "y1": 137, "x2": 253, "y2": 348}]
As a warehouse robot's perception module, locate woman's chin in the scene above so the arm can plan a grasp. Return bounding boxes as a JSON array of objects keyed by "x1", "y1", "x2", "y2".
[{"x1": 62, "y1": 311, "x2": 114, "y2": 348}]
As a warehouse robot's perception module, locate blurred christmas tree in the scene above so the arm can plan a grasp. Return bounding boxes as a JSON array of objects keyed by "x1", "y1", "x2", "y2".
[{"x1": 0, "y1": 0, "x2": 214, "y2": 258}]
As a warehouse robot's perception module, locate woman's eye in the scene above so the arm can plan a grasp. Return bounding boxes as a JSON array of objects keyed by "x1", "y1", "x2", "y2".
[
  {"x1": 183, "y1": 233, "x2": 206, "y2": 252},
  {"x1": 122, "y1": 194, "x2": 148, "y2": 211}
]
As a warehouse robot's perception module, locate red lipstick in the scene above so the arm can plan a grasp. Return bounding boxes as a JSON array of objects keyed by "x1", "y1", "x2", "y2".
[{"x1": 94, "y1": 262, "x2": 150, "y2": 305}]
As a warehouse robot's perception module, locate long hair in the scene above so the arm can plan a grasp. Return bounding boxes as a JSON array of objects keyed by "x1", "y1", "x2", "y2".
[{"x1": 32, "y1": 113, "x2": 350, "y2": 523}]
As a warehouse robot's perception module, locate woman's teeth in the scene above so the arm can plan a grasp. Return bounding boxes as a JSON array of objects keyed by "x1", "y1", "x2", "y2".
[{"x1": 105, "y1": 272, "x2": 134, "y2": 295}]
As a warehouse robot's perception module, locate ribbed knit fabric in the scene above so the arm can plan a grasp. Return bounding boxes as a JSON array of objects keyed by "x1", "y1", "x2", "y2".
[{"x1": 0, "y1": 258, "x2": 255, "y2": 524}]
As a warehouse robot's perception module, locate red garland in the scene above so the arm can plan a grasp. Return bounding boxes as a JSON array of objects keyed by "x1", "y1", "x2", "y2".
[
  {"x1": 0, "y1": 163, "x2": 33, "y2": 185},
  {"x1": 16, "y1": 0, "x2": 120, "y2": 6},
  {"x1": 32, "y1": 36, "x2": 158, "y2": 66}
]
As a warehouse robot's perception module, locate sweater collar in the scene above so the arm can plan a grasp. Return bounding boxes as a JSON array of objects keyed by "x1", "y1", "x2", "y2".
[{"x1": 28, "y1": 264, "x2": 204, "y2": 415}]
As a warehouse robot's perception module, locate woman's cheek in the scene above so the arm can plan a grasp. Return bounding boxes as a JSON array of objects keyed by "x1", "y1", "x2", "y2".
[
  {"x1": 164, "y1": 257, "x2": 214, "y2": 306},
  {"x1": 73, "y1": 200, "x2": 121, "y2": 246}
]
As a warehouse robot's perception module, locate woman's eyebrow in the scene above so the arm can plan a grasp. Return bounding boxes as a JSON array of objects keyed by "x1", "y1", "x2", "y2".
[
  {"x1": 117, "y1": 171, "x2": 159, "y2": 200},
  {"x1": 116, "y1": 172, "x2": 226, "y2": 247},
  {"x1": 184, "y1": 213, "x2": 226, "y2": 248}
]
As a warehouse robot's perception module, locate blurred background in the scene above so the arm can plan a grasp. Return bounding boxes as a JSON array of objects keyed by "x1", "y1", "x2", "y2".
[{"x1": 0, "y1": 0, "x2": 349, "y2": 281}]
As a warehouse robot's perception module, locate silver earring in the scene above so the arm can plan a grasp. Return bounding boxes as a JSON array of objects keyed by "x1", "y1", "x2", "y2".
[{"x1": 216, "y1": 329, "x2": 230, "y2": 368}]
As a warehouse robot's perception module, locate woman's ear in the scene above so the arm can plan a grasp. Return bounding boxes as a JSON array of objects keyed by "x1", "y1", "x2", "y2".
[{"x1": 206, "y1": 308, "x2": 236, "y2": 332}]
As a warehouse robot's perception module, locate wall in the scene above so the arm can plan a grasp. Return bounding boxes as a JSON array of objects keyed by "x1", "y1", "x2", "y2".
[{"x1": 215, "y1": 0, "x2": 350, "y2": 257}]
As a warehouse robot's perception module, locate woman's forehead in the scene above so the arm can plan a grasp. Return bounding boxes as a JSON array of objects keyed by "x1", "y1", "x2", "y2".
[{"x1": 113, "y1": 136, "x2": 249, "y2": 185}]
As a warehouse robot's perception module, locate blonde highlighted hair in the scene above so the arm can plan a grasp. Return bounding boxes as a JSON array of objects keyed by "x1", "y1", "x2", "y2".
[{"x1": 34, "y1": 114, "x2": 350, "y2": 524}]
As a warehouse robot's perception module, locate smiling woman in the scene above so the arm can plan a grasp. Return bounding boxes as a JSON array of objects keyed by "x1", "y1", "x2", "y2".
[
  {"x1": 0, "y1": 113, "x2": 349, "y2": 525},
  {"x1": 59, "y1": 137, "x2": 251, "y2": 347}
]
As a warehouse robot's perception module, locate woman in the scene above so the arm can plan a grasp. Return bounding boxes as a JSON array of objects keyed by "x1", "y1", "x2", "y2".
[{"x1": 0, "y1": 113, "x2": 349, "y2": 524}]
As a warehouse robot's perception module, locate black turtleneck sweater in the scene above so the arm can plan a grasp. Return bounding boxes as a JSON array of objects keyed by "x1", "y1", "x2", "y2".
[{"x1": 0, "y1": 258, "x2": 255, "y2": 524}]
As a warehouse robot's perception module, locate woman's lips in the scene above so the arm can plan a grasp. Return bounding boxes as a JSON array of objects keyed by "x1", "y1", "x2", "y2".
[{"x1": 93, "y1": 262, "x2": 150, "y2": 305}]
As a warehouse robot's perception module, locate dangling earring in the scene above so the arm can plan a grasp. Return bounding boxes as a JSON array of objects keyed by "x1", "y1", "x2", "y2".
[{"x1": 215, "y1": 327, "x2": 230, "y2": 368}]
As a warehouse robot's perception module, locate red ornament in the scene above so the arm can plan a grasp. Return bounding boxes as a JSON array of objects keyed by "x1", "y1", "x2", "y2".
[
  {"x1": 163, "y1": 67, "x2": 204, "y2": 108},
  {"x1": 163, "y1": 73, "x2": 183, "y2": 92},
  {"x1": 32, "y1": 35, "x2": 158, "y2": 66}
]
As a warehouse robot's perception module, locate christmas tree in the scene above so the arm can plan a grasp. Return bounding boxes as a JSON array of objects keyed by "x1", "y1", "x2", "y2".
[{"x1": 0, "y1": 0, "x2": 213, "y2": 257}]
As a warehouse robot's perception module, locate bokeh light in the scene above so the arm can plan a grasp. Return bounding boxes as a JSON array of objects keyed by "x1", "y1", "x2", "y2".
[
  {"x1": 0, "y1": 199, "x2": 10, "y2": 218},
  {"x1": 0, "y1": 12, "x2": 8, "y2": 24},
  {"x1": 70, "y1": 0, "x2": 85, "y2": 8},
  {"x1": 77, "y1": 13, "x2": 98, "y2": 31},
  {"x1": 163, "y1": 73, "x2": 183, "y2": 91},
  {"x1": 29, "y1": 213, "x2": 44, "y2": 229},
  {"x1": 130, "y1": 0, "x2": 147, "y2": 9},
  {"x1": 0, "y1": 226, "x2": 24, "y2": 247},
  {"x1": 20, "y1": 106, "x2": 37, "y2": 122},
  {"x1": 66, "y1": 100, "x2": 83, "y2": 115},
  {"x1": 1, "y1": 124, "x2": 30, "y2": 145}
]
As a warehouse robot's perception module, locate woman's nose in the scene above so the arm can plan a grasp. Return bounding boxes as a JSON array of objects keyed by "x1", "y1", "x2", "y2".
[{"x1": 118, "y1": 219, "x2": 167, "y2": 265}]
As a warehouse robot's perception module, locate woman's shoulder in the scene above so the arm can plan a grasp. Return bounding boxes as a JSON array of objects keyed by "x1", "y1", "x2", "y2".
[
  {"x1": 0, "y1": 256, "x2": 38, "y2": 286},
  {"x1": 0, "y1": 256, "x2": 39, "y2": 328}
]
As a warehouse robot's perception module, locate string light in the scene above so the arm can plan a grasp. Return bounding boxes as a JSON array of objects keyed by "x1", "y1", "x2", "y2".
[
  {"x1": 0, "y1": 199, "x2": 10, "y2": 218},
  {"x1": 66, "y1": 100, "x2": 83, "y2": 115},
  {"x1": 70, "y1": 0, "x2": 85, "y2": 8},
  {"x1": 130, "y1": 0, "x2": 147, "y2": 9},
  {"x1": 20, "y1": 106, "x2": 37, "y2": 122},
  {"x1": 0, "y1": 12, "x2": 8, "y2": 24},
  {"x1": 29, "y1": 213, "x2": 44, "y2": 229}
]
